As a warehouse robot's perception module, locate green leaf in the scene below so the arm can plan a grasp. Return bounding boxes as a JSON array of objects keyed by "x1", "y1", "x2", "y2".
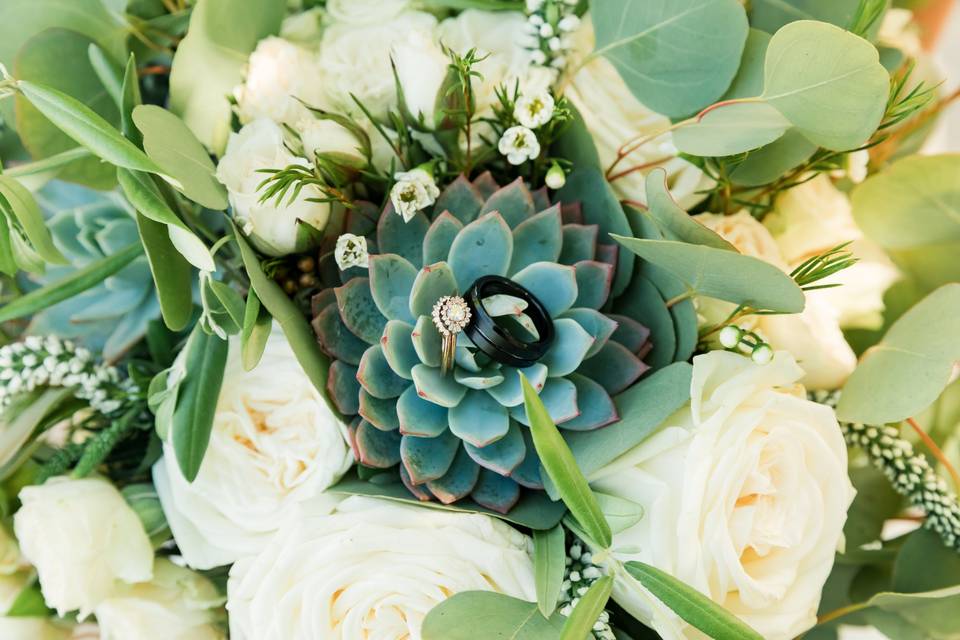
[
  {"x1": 749, "y1": 0, "x2": 864, "y2": 34},
  {"x1": 643, "y1": 170, "x2": 735, "y2": 250},
  {"x1": 233, "y1": 224, "x2": 337, "y2": 415},
  {"x1": 120, "y1": 54, "x2": 143, "y2": 146},
  {"x1": 727, "y1": 129, "x2": 818, "y2": 187},
  {"x1": 534, "y1": 525, "x2": 566, "y2": 618},
  {"x1": 837, "y1": 283, "x2": 960, "y2": 425},
  {"x1": 330, "y1": 469, "x2": 567, "y2": 530},
  {"x1": 560, "y1": 575, "x2": 613, "y2": 640},
  {"x1": 892, "y1": 528, "x2": 960, "y2": 593},
  {"x1": 842, "y1": 466, "x2": 902, "y2": 550},
  {"x1": 673, "y1": 102, "x2": 790, "y2": 156},
  {"x1": 18, "y1": 80, "x2": 165, "y2": 176},
  {"x1": 594, "y1": 492, "x2": 644, "y2": 535},
  {"x1": 851, "y1": 154, "x2": 960, "y2": 294},
  {"x1": 13, "y1": 28, "x2": 119, "y2": 189},
  {"x1": 522, "y1": 374, "x2": 611, "y2": 549},
  {"x1": 87, "y1": 43, "x2": 122, "y2": 108},
  {"x1": 171, "y1": 326, "x2": 228, "y2": 482},
  {"x1": 0, "y1": 243, "x2": 141, "y2": 323},
  {"x1": 209, "y1": 279, "x2": 245, "y2": 329},
  {"x1": 592, "y1": 0, "x2": 748, "y2": 118},
  {"x1": 0, "y1": 176, "x2": 67, "y2": 265},
  {"x1": 0, "y1": 388, "x2": 73, "y2": 470},
  {"x1": 133, "y1": 104, "x2": 228, "y2": 210},
  {"x1": 169, "y1": 0, "x2": 285, "y2": 152},
  {"x1": 422, "y1": 591, "x2": 564, "y2": 640},
  {"x1": 5, "y1": 579, "x2": 51, "y2": 617},
  {"x1": 865, "y1": 586, "x2": 960, "y2": 638},
  {"x1": 721, "y1": 29, "x2": 771, "y2": 100},
  {"x1": 623, "y1": 562, "x2": 764, "y2": 640},
  {"x1": 134, "y1": 212, "x2": 193, "y2": 332},
  {"x1": 760, "y1": 20, "x2": 888, "y2": 150},
  {"x1": 241, "y1": 289, "x2": 272, "y2": 371},
  {"x1": 611, "y1": 236, "x2": 805, "y2": 313}
]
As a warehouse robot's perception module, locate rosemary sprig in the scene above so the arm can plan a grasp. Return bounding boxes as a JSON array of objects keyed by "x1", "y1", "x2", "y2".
[{"x1": 789, "y1": 242, "x2": 858, "y2": 291}]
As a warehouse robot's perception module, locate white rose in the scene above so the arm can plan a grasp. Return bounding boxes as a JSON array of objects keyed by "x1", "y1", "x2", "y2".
[
  {"x1": 280, "y1": 8, "x2": 325, "y2": 45},
  {"x1": 592, "y1": 350, "x2": 855, "y2": 640},
  {"x1": 234, "y1": 37, "x2": 327, "y2": 126},
  {"x1": 765, "y1": 176, "x2": 899, "y2": 330},
  {"x1": 326, "y1": 0, "x2": 411, "y2": 25},
  {"x1": 216, "y1": 118, "x2": 331, "y2": 256},
  {"x1": 695, "y1": 211, "x2": 857, "y2": 389},
  {"x1": 227, "y1": 496, "x2": 535, "y2": 640},
  {"x1": 318, "y1": 11, "x2": 438, "y2": 119},
  {"x1": 13, "y1": 477, "x2": 153, "y2": 618},
  {"x1": 0, "y1": 618, "x2": 69, "y2": 640},
  {"x1": 392, "y1": 29, "x2": 449, "y2": 126},
  {"x1": 153, "y1": 328, "x2": 353, "y2": 570},
  {"x1": 564, "y1": 15, "x2": 711, "y2": 210},
  {"x1": 0, "y1": 525, "x2": 23, "y2": 575},
  {"x1": 296, "y1": 117, "x2": 365, "y2": 166},
  {"x1": 95, "y1": 559, "x2": 225, "y2": 640}
]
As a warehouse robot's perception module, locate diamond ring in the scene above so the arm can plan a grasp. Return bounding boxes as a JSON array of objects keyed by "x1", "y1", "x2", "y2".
[{"x1": 431, "y1": 295, "x2": 472, "y2": 376}]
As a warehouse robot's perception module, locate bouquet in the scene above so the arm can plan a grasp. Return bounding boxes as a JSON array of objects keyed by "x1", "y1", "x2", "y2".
[{"x1": 0, "y1": 0, "x2": 958, "y2": 638}]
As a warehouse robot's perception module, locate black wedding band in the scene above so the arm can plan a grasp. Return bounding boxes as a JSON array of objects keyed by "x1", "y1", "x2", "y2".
[{"x1": 464, "y1": 276, "x2": 555, "y2": 368}]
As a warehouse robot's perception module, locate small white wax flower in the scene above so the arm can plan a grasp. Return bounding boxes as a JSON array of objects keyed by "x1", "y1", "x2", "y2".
[
  {"x1": 499, "y1": 126, "x2": 541, "y2": 165},
  {"x1": 751, "y1": 343, "x2": 774, "y2": 365},
  {"x1": 545, "y1": 163, "x2": 566, "y2": 189},
  {"x1": 514, "y1": 92, "x2": 555, "y2": 129},
  {"x1": 335, "y1": 234, "x2": 370, "y2": 270},
  {"x1": 526, "y1": 1, "x2": 545, "y2": 15},
  {"x1": 390, "y1": 168, "x2": 439, "y2": 223},
  {"x1": 539, "y1": 23, "x2": 554, "y2": 38},
  {"x1": 718, "y1": 325, "x2": 742, "y2": 349},
  {"x1": 558, "y1": 15, "x2": 581, "y2": 32}
]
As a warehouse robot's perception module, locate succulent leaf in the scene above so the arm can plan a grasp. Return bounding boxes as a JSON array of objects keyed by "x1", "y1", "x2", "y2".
[
  {"x1": 377, "y1": 204, "x2": 429, "y2": 267},
  {"x1": 471, "y1": 470, "x2": 521, "y2": 514},
  {"x1": 400, "y1": 464, "x2": 434, "y2": 501},
  {"x1": 433, "y1": 175, "x2": 483, "y2": 224},
  {"x1": 448, "y1": 389, "x2": 510, "y2": 447},
  {"x1": 448, "y1": 212, "x2": 513, "y2": 291},
  {"x1": 396, "y1": 385, "x2": 449, "y2": 437},
  {"x1": 573, "y1": 261, "x2": 614, "y2": 310},
  {"x1": 608, "y1": 314, "x2": 652, "y2": 353},
  {"x1": 563, "y1": 308, "x2": 618, "y2": 358},
  {"x1": 486, "y1": 364, "x2": 549, "y2": 407},
  {"x1": 560, "y1": 374, "x2": 618, "y2": 431},
  {"x1": 426, "y1": 446, "x2": 480, "y2": 504},
  {"x1": 578, "y1": 341, "x2": 650, "y2": 396},
  {"x1": 313, "y1": 303, "x2": 370, "y2": 365},
  {"x1": 357, "y1": 345, "x2": 409, "y2": 399},
  {"x1": 327, "y1": 360, "x2": 361, "y2": 415},
  {"x1": 408, "y1": 262, "x2": 458, "y2": 319},
  {"x1": 369, "y1": 254, "x2": 418, "y2": 323},
  {"x1": 463, "y1": 420, "x2": 526, "y2": 475},
  {"x1": 472, "y1": 171, "x2": 498, "y2": 200},
  {"x1": 531, "y1": 186, "x2": 551, "y2": 211},
  {"x1": 380, "y1": 320, "x2": 419, "y2": 380},
  {"x1": 511, "y1": 378, "x2": 579, "y2": 426},
  {"x1": 559, "y1": 224, "x2": 599, "y2": 264},
  {"x1": 355, "y1": 419, "x2": 402, "y2": 468},
  {"x1": 411, "y1": 316, "x2": 443, "y2": 368},
  {"x1": 454, "y1": 364, "x2": 505, "y2": 390},
  {"x1": 509, "y1": 205, "x2": 563, "y2": 274},
  {"x1": 480, "y1": 178, "x2": 535, "y2": 228},
  {"x1": 411, "y1": 364, "x2": 468, "y2": 408},
  {"x1": 512, "y1": 262, "x2": 578, "y2": 317},
  {"x1": 540, "y1": 318, "x2": 594, "y2": 377},
  {"x1": 423, "y1": 211, "x2": 463, "y2": 265},
  {"x1": 510, "y1": 428, "x2": 544, "y2": 490},
  {"x1": 401, "y1": 430, "x2": 460, "y2": 484},
  {"x1": 359, "y1": 390, "x2": 400, "y2": 431},
  {"x1": 336, "y1": 278, "x2": 387, "y2": 344}
]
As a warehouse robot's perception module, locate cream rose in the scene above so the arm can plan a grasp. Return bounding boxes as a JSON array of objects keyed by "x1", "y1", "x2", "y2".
[
  {"x1": 296, "y1": 117, "x2": 365, "y2": 166},
  {"x1": 0, "y1": 618, "x2": 69, "y2": 640},
  {"x1": 326, "y1": 0, "x2": 411, "y2": 25},
  {"x1": 95, "y1": 559, "x2": 225, "y2": 640},
  {"x1": 13, "y1": 477, "x2": 153, "y2": 618},
  {"x1": 765, "y1": 176, "x2": 899, "y2": 330},
  {"x1": 234, "y1": 37, "x2": 327, "y2": 126},
  {"x1": 593, "y1": 350, "x2": 855, "y2": 640},
  {"x1": 216, "y1": 118, "x2": 330, "y2": 256},
  {"x1": 318, "y1": 11, "x2": 438, "y2": 119},
  {"x1": 695, "y1": 211, "x2": 858, "y2": 389},
  {"x1": 564, "y1": 16, "x2": 711, "y2": 210},
  {"x1": 392, "y1": 29, "x2": 449, "y2": 126},
  {"x1": 153, "y1": 328, "x2": 353, "y2": 570},
  {"x1": 227, "y1": 496, "x2": 535, "y2": 640}
]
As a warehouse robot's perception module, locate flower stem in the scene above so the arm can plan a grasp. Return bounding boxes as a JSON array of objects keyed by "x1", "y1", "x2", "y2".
[{"x1": 907, "y1": 417, "x2": 960, "y2": 492}]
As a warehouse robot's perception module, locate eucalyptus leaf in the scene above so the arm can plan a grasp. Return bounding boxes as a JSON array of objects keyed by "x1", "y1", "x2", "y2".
[
  {"x1": 611, "y1": 236, "x2": 805, "y2": 313},
  {"x1": 522, "y1": 374, "x2": 611, "y2": 549},
  {"x1": 749, "y1": 0, "x2": 864, "y2": 34},
  {"x1": 865, "y1": 586, "x2": 960, "y2": 638},
  {"x1": 171, "y1": 326, "x2": 228, "y2": 482},
  {"x1": 837, "y1": 283, "x2": 960, "y2": 425},
  {"x1": 673, "y1": 102, "x2": 789, "y2": 157},
  {"x1": 534, "y1": 525, "x2": 566, "y2": 618},
  {"x1": 592, "y1": 0, "x2": 748, "y2": 118},
  {"x1": 241, "y1": 290, "x2": 272, "y2": 371},
  {"x1": 134, "y1": 212, "x2": 193, "y2": 332},
  {"x1": 623, "y1": 562, "x2": 764, "y2": 640},
  {"x1": 721, "y1": 29, "x2": 771, "y2": 100},
  {"x1": 760, "y1": 20, "x2": 888, "y2": 151},
  {"x1": 0, "y1": 176, "x2": 68, "y2": 265},
  {"x1": 422, "y1": 591, "x2": 564, "y2": 640},
  {"x1": 169, "y1": 0, "x2": 285, "y2": 152},
  {"x1": 643, "y1": 170, "x2": 734, "y2": 250},
  {"x1": 0, "y1": 243, "x2": 141, "y2": 322},
  {"x1": 727, "y1": 129, "x2": 818, "y2": 187},
  {"x1": 133, "y1": 104, "x2": 228, "y2": 210},
  {"x1": 560, "y1": 575, "x2": 613, "y2": 640}
]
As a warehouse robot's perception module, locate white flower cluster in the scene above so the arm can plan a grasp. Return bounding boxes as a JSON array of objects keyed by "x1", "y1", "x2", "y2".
[
  {"x1": 390, "y1": 167, "x2": 440, "y2": 222},
  {"x1": 0, "y1": 336, "x2": 131, "y2": 415},
  {"x1": 498, "y1": 91, "x2": 557, "y2": 167},
  {"x1": 558, "y1": 539, "x2": 615, "y2": 640},
  {"x1": 523, "y1": 0, "x2": 581, "y2": 69},
  {"x1": 812, "y1": 391, "x2": 960, "y2": 550}
]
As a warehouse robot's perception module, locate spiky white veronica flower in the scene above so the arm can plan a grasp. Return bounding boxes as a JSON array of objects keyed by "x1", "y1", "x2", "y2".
[
  {"x1": 498, "y1": 126, "x2": 541, "y2": 165},
  {"x1": 334, "y1": 233, "x2": 369, "y2": 270},
  {"x1": 390, "y1": 168, "x2": 439, "y2": 222},
  {"x1": 514, "y1": 92, "x2": 555, "y2": 128}
]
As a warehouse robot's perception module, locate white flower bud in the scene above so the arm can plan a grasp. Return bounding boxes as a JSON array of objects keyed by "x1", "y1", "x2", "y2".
[
  {"x1": 718, "y1": 325, "x2": 742, "y2": 349},
  {"x1": 751, "y1": 343, "x2": 774, "y2": 365}
]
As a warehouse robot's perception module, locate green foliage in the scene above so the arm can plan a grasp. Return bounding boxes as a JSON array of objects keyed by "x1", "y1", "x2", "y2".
[
  {"x1": 838, "y1": 284, "x2": 960, "y2": 425},
  {"x1": 168, "y1": 0, "x2": 285, "y2": 153},
  {"x1": 672, "y1": 102, "x2": 790, "y2": 158},
  {"x1": 171, "y1": 326, "x2": 228, "y2": 482},
  {"x1": 135, "y1": 212, "x2": 193, "y2": 332},
  {"x1": 0, "y1": 175, "x2": 68, "y2": 275},
  {"x1": 790, "y1": 242, "x2": 858, "y2": 291},
  {"x1": 533, "y1": 525, "x2": 566, "y2": 618},
  {"x1": 560, "y1": 575, "x2": 613, "y2": 640},
  {"x1": 72, "y1": 407, "x2": 141, "y2": 477},
  {"x1": 240, "y1": 289, "x2": 272, "y2": 371},
  {"x1": 522, "y1": 374, "x2": 611, "y2": 549},
  {"x1": 623, "y1": 562, "x2": 764, "y2": 640},
  {"x1": 422, "y1": 591, "x2": 564, "y2": 640},
  {"x1": 748, "y1": 0, "x2": 865, "y2": 34},
  {"x1": 592, "y1": 0, "x2": 748, "y2": 118}
]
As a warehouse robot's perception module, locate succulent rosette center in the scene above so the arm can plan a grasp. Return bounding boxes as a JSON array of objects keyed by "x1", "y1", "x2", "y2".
[{"x1": 313, "y1": 174, "x2": 652, "y2": 512}]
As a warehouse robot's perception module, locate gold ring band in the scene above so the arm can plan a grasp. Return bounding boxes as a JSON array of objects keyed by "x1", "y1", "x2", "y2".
[{"x1": 432, "y1": 295, "x2": 472, "y2": 376}]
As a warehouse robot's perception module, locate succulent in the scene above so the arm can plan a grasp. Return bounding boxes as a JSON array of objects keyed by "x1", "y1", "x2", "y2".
[
  {"x1": 312, "y1": 174, "x2": 652, "y2": 512},
  {"x1": 26, "y1": 184, "x2": 161, "y2": 361}
]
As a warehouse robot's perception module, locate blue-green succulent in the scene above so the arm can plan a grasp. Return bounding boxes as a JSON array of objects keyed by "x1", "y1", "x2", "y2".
[{"x1": 313, "y1": 174, "x2": 652, "y2": 512}]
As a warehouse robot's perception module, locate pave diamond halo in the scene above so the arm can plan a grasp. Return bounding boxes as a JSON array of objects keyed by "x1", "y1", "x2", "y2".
[{"x1": 431, "y1": 296, "x2": 472, "y2": 375}]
